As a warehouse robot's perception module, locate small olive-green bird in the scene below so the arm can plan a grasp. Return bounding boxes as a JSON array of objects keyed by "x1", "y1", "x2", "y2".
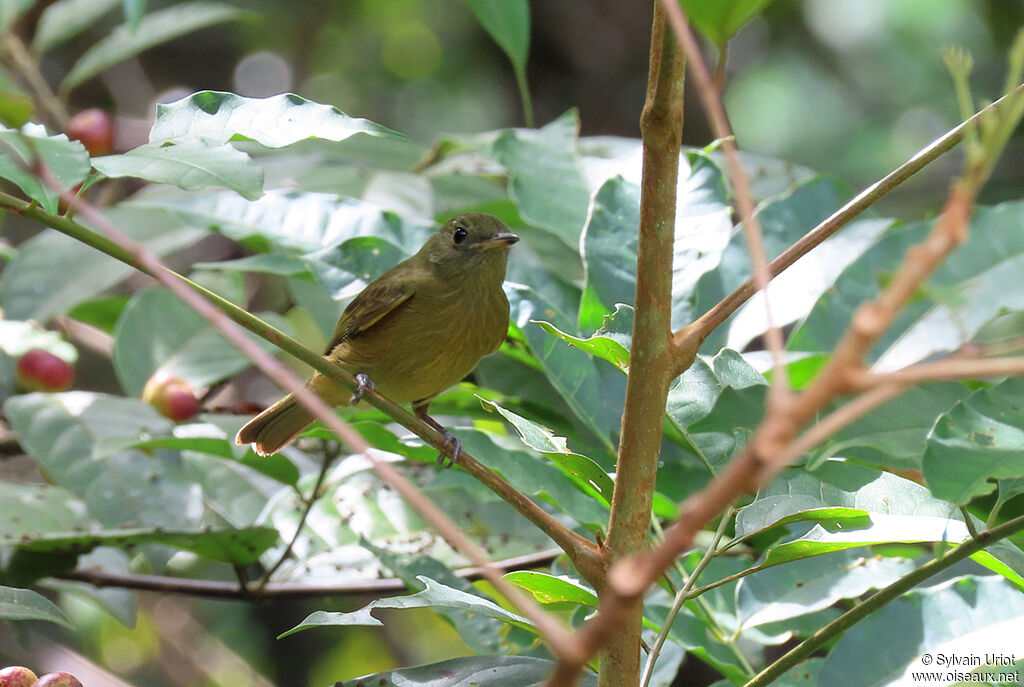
[{"x1": 235, "y1": 212, "x2": 518, "y2": 462}]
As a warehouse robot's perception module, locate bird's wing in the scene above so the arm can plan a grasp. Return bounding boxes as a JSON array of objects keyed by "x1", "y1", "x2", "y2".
[{"x1": 323, "y1": 277, "x2": 415, "y2": 355}]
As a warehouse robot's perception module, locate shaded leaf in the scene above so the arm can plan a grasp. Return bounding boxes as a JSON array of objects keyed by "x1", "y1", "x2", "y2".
[
  {"x1": 492, "y1": 111, "x2": 590, "y2": 246},
  {"x1": 32, "y1": 0, "x2": 121, "y2": 53},
  {"x1": 61, "y1": 3, "x2": 253, "y2": 91},
  {"x1": 464, "y1": 0, "x2": 529, "y2": 73},
  {"x1": 682, "y1": 0, "x2": 778, "y2": 45},
  {"x1": 923, "y1": 377, "x2": 1024, "y2": 504},
  {"x1": 0, "y1": 208, "x2": 207, "y2": 321},
  {"x1": 93, "y1": 140, "x2": 264, "y2": 199},
  {"x1": 330, "y1": 656, "x2": 596, "y2": 687},
  {"x1": 17, "y1": 525, "x2": 278, "y2": 565},
  {"x1": 0, "y1": 585, "x2": 74, "y2": 629},
  {"x1": 820, "y1": 575, "x2": 1024, "y2": 687}
]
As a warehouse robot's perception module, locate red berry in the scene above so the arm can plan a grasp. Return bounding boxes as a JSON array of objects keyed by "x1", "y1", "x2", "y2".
[
  {"x1": 66, "y1": 108, "x2": 114, "y2": 156},
  {"x1": 142, "y1": 370, "x2": 200, "y2": 422},
  {"x1": 15, "y1": 349, "x2": 74, "y2": 392},
  {"x1": 0, "y1": 666, "x2": 38, "y2": 687},
  {"x1": 30, "y1": 672, "x2": 82, "y2": 687}
]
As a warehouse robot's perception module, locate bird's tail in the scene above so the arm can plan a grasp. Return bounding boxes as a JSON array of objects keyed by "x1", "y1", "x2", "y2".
[{"x1": 236, "y1": 394, "x2": 314, "y2": 456}]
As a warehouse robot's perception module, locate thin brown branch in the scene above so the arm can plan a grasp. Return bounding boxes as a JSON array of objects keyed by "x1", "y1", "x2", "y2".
[
  {"x1": 56, "y1": 549, "x2": 563, "y2": 600},
  {"x1": 683, "y1": 83, "x2": 1024, "y2": 345},
  {"x1": 33, "y1": 167, "x2": 580, "y2": 663},
  {"x1": 661, "y1": 0, "x2": 789, "y2": 392}
]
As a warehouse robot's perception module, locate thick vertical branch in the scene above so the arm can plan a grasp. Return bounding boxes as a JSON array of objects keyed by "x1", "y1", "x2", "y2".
[{"x1": 598, "y1": 3, "x2": 684, "y2": 684}]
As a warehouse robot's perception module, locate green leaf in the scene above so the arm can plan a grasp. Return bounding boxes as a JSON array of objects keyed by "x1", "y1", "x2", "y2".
[
  {"x1": 305, "y1": 235, "x2": 409, "y2": 300},
  {"x1": 32, "y1": 0, "x2": 121, "y2": 53},
  {"x1": 762, "y1": 513, "x2": 970, "y2": 566},
  {"x1": 328, "y1": 656, "x2": 596, "y2": 687},
  {"x1": 92, "y1": 140, "x2": 264, "y2": 199},
  {"x1": 790, "y1": 202, "x2": 1024, "y2": 367},
  {"x1": 820, "y1": 576, "x2": 1024, "y2": 687},
  {"x1": 127, "y1": 189, "x2": 432, "y2": 253},
  {"x1": 923, "y1": 377, "x2": 1024, "y2": 504},
  {"x1": 150, "y1": 91, "x2": 405, "y2": 147},
  {"x1": 735, "y1": 461, "x2": 961, "y2": 540},
  {"x1": 694, "y1": 176, "x2": 855, "y2": 352},
  {"x1": 579, "y1": 156, "x2": 732, "y2": 332},
  {"x1": 481, "y1": 398, "x2": 613, "y2": 505},
  {"x1": 506, "y1": 284, "x2": 623, "y2": 457},
  {"x1": 737, "y1": 549, "x2": 917, "y2": 630},
  {"x1": 814, "y1": 382, "x2": 971, "y2": 471},
  {"x1": 505, "y1": 571, "x2": 598, "y2": 608},
  {"x1": 61, "y1": 2, "x2": 254, "y2": 92},
  {"x1": 464, "y1": 0, "x2": 529, "y2": 73},
  {"x1": 17, "y1": 526, "x2": 278, "y2": 565},
  {"x1": 0, "y1": 207, "x2": 207, "y2": 321},
  {"x1": 3, "y1": 392, "x2": 203, "y2": 529},
  {"x1": 122, "y1": 0, "x2": 144, "y2": 28},
  {"x1": 0, "y1": 585, "x2": 74, "y2": 629},
  {"x1": 681, "y1": 0, "x2": 778, "y2": 45},
  {"x1": 0, "y1": 125, "x2": 91, "y2": 214},
  {"x1": 111, "y1": 286, "x2": 274, "y2": 395},
  {"x1": 66, "y1": 295, "x2": 130, "y2": 333},
  {"x1": 194, "y1": 253, "x2": 312, "y2": 277},
  {"x1": 0, "y1": 482, "x2": 89, "y2": 541},
  {"x1": 492, "y1": 110, "x2": 590, "y2": 247},
  {"x1": 667, "y1": 348, "x2": 766, "y2": 428},
  {"x1": 279, "y1": 575, "x2": 530, "y2": 638},
  {"x1": 537, "y1": 317, "x2": 630, "y2": 373}
]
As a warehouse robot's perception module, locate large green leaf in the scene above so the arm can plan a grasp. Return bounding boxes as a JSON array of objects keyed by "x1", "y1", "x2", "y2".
[
  {"x1": 790, "y1": 201, "x2": 1024, "y2": 367},
  {"x1": 693, "y1": 176, "x2": 856, "y2": 352},
  {"x1": 814, "y1": 382, "x2": 971, "y2": 471},
  {"x1": 0, "y1": 0, "x2": 34, "y2": 31},
  {"x1": 819, "y1": 575, "x2": 1024, "y2": 687},
  {"x1": 3, "y1": 392, "x2": 200, "y2": 529},
  {"x1": 577, "y1": 155, "x2": 732, "y2": 332},
  {"x1": 505, "y1": 570, "x2": 598, "y2": 608},
  {"x1": 923, "y1": 377, "x2": 1024, "y2": 504},
  {"x1": 0, "y1": 482, "x2": 88, "y2": 541},
  {"x1": 92, "y1": 140, "x2": 264, "y2": 199},
  {"x1": 492, "y1": 111, "x2": 590, "y2": 247},
  {"x1": 0, "y1": 585, "x2": 74, "y2": 629},
  {"x1": 329, "y1": 656, "x2": 596, "y2": 687},
  {"x1": 0, "y1": 208, "x2": 207, "y2": 321},
  {"x1": 61, "y1": 2, "x2": 253, "y2": 91},
  {"x1": 111, "y1": 286, "x2": 275, "y2": 395},
  {"x1": 736, "y1": 550, "x2": 916, "y2": 629},
  {"x1": 126, "y1": 188, "x2": 432, "y2": 253},
  {"x1": 32, "y1": 0, "x2": 121, "y2": 53},
  {"x1": 280, "y1": 575, "x2": 529, "y2": 638},
  {"x1": 0, "y1": 125, "x2": 91, "y2": 214},
  {"x1": 150, "y1": 91, "x2": 405, "y2": 147}
]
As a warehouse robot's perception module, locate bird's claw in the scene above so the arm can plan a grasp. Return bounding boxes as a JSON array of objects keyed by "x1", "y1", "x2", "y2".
[
  {"x1": 349, "y1": 373, "x2": 374, "y2": 405},
  {"x1": 436, "y1": 430, "x2": 462, "y2": 468}
]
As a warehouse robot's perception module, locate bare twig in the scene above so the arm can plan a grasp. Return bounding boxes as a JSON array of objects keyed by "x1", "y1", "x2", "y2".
[{"x1": 30, "y1": 165, "x2": 580, "y2": 663}]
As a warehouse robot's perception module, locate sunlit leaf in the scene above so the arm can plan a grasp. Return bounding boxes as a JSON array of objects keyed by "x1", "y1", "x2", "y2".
[{"x1": 0, "y1": 125, "x2": 91, "y2": 214}]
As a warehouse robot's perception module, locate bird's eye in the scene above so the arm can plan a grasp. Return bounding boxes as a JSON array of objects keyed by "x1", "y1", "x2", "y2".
[{"x1": 453, "y1": 226, "x2": 468, "y2": 244}]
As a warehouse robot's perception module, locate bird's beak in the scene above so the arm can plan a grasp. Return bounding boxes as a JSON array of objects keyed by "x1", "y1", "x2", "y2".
[{"x1": 481, "y1": 232, "x2": 519, "y2": 249}]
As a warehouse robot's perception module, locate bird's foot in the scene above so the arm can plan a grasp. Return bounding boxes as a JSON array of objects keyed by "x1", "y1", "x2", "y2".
[
  {"x1": 436, "y1": 429, "x2": 462, "y2": 468},
  {"x1": 349, "y1": 373, "x2": 374, "y2": 405}
]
